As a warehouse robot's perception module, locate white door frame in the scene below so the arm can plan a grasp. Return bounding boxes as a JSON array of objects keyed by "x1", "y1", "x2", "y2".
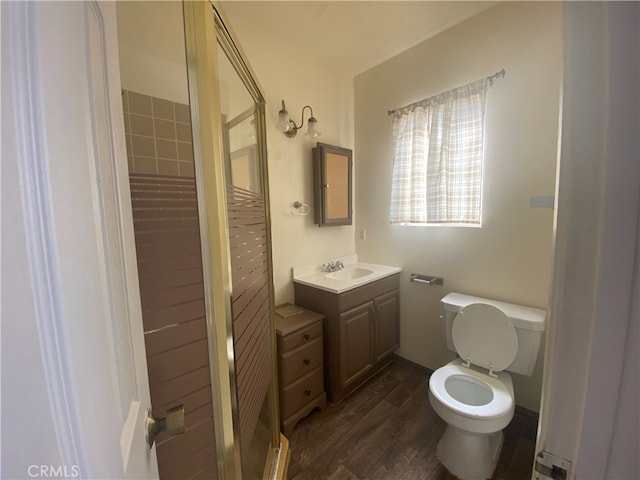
[
  {"x1": 536, "y1": 2, "x2": 639, "y2": 478},
  {"x1": 2, "y1": 2, "x2": 158, "y2": 478}
]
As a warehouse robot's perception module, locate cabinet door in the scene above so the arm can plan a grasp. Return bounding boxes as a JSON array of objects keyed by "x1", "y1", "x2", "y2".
[
  {"x1": 313, "y1": 143, "x2": 352, "y2": 226},
  {"x1": 374, "y1": 290, "x2": 400, "y2": 362},
  {"x1": 339, "y1": 302, "x2": 374, "y2": 387}
]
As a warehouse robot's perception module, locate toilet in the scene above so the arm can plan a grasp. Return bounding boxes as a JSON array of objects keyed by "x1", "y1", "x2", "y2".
[{"x1": 428, "y1": 293, "x2": 545, "y2": 480}]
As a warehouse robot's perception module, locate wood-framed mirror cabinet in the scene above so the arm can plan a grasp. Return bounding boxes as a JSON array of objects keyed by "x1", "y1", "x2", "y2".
[{"x1": 313, "y1": 143, "x2": 353, "y2": 227}]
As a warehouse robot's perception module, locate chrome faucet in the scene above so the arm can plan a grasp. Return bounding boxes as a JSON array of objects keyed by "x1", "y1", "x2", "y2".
[{"x1": 323, "y1": 260, "x2": 344, "y2": 272}]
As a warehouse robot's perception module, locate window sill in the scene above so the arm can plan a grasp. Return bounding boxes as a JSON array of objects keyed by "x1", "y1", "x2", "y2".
[{"x1": 391, "y1": 222, "x2": 482, "y2": 228}]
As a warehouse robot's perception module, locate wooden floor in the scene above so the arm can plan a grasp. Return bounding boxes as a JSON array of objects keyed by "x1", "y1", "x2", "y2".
[{"x1": 286, "y1": 359, "x2": 538, "y2": 480}]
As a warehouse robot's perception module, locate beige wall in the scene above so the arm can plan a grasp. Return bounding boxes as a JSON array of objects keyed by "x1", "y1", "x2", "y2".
[
  {"x1": 117, "y1": 1, "x2": 560, "y2": 411},
  {"x1": 118, "y1": 2, "x2": 355, "y2": 305},
  {"x1": 354, "y1": 2, "x2": 562, "y2": 411},
  {"x1": 221, "y1": 12, "x2": 356, "y2": 305},
  {"x1": 116, "y1": 1, "x2": 189, "y2": 104}
]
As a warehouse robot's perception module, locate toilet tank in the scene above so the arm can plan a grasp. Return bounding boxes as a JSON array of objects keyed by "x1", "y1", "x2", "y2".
[{"x1": 441, "y1": 293, "x2": 546, "y2": 376}]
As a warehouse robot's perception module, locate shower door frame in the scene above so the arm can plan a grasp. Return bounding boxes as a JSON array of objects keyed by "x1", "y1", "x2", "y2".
[{"x1": 183, "y1": 2, "x2": 283, "y2": 478}]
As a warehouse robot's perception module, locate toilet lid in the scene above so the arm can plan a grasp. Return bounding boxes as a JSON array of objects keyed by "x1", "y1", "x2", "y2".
[{"x1": 452, "y1": 303, "x2": 518, "y2": 372}]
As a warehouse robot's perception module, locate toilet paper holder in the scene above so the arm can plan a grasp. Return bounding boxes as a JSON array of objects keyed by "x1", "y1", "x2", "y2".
[{"x1": 410, "y1": 273, "x2": 444, "y2": 286}]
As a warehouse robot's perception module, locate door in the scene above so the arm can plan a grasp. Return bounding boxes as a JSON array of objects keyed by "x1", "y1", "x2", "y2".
[
  {"x1": 339, "y1": 303, "x2": 375, "y2": 386},
  {"x1": 2, "y1": 1, "x2": 157, "y2": 478},
  {"x1": 373, "y1": 290, "x2": 400, "y2": 362},
  {"x1": 535, "y1": 3, "x2": 639, "y2": 478},
  {"x1": 213, "y1": 11, "x2": 281, "y2": 477}
]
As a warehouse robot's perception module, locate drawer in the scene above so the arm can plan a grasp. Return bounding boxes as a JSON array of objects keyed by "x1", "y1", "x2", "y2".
[
  {"x1": 280, "y1": 367, "x2": 324, "y2": 419},
  {"x1": 338, "y1": 273, "x2": 400, "y2": 312},
  {"x1": 279, "y1": 321, "x2": 322, "y2": 352},
  {"x1": 279, "y1": 338, "x2": 323, "y2": 386}
]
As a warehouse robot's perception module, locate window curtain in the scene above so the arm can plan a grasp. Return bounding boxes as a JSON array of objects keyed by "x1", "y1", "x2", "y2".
[{"x1": 389, "y1": 78, "x2": 489, "y2": 224}]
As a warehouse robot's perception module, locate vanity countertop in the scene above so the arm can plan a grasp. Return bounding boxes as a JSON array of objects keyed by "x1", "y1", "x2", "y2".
[{"x1": 293, "y1": 255, "x2": 401, "y2": 294}]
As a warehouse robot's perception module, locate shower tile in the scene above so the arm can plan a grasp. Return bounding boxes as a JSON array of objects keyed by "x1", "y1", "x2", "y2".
[
  {"x1": 176, "y1": 122, "x2": 192, "y2": 142},
  {"x1": 155, "y1": 138, "x2": 178, "y2": 160},
  {"x1": 131, "y1": 135, "x2": 156, "y2": 157},
  {"x1": 152, "y1": 97, "x2": 174, "y2": 120},
  {"x1": 128, "y1": 91, "x2": 152, "y2": 116},
  {"x1": 177, "y1": 141, "x2": 193, "y2": 162},
  {"x1": 130, "y1": 113, "x2": 154, "y2": 137},
  {"x1": 154, "y1": 118, "x2": 176, "y2": 140},
  {"x1": 179, "y1": 161, "x2": 195, "y2": 178},
  {"x1": 175, "y1": 103, "x2": 191, "y2": 123},
  {"x1": 158, "y1": 159, "x2": 180, "y2": 177},
  {"x1": 134, "y1": 156, "x2": 157, "y2": 175},
  {"x1": 121, "y1": 92, "x2": 195, "y2": 179}
]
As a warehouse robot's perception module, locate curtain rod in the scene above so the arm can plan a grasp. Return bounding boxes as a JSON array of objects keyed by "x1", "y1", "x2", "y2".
[{"x1": 387, "y1": 69, "x2": 506, "y2": 116}]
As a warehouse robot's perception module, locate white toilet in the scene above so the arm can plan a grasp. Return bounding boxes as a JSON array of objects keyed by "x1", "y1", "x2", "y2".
[{"x1": 428, "y1": 293, "x2": 545, "y2": 480}]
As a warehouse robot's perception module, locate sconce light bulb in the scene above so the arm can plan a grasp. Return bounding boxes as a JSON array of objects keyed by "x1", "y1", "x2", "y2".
[
  {"x1": 278, "y1": 110, "x2": 291, "y2": 132},
  {"x1": 305, "y1": 116, "x2": 320, "y2": 138}
]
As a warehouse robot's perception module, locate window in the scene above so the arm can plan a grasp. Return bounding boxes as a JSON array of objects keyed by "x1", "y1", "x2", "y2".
[{"x1": 389, "y1": 78, "x2": 489, "y2": 225}]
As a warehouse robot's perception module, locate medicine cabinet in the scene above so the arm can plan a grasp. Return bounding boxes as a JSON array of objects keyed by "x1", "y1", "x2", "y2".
[{"x1": 313, "y1": 143, "x2": 353, "y2": 226}]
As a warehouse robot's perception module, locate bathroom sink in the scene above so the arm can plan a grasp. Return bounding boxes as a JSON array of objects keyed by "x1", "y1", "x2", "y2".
[
  {"x1": 292, "y1": 255, "x2": 402, "y2": 294},
  {"x1": 326, "y1": 267, "x2": 374, "y2": 280}
]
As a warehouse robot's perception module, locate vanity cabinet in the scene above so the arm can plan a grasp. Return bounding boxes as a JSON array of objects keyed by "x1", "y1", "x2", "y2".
[
  {"x1": 275, "y1": 305, "x2": 327, "y2": 435},
  {"x1": 294, "y1": 274, "x2": 400, "y2": 403}
]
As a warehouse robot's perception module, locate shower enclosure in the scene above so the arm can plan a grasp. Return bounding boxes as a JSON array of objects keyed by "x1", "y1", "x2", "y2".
[{"x1": 120, "y1": 1, "x2": 282, "y2": 478}]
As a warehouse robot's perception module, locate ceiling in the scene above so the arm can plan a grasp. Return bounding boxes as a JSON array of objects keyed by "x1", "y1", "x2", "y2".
[{"x1": 220, "y1": 1, "x2": 497, "y2": 76}]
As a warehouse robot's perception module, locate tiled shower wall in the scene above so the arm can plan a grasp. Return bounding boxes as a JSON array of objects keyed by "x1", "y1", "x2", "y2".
[{"x1": 122, "y1": 90, "x2": 195, "y2": 177}]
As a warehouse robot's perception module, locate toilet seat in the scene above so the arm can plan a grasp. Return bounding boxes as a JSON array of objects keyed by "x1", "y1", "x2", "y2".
[
  {"x1": 452, "y1": 303, "x2": 518, "y2": 373},
  {"x1": 429, "y1": 361, "x2": 513, "y2": 421}
]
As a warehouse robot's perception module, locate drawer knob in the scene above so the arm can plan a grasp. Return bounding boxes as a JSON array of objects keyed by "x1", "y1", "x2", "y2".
[
  {"x1": 303, "y1": 334, "x2": 310, "y2": 341},
  {"x1": 304, "y1": 389, "x2": 311, "y2": 396},
  {"x1": 303, "y1": 359, "x2": 310, "y2": 366}
]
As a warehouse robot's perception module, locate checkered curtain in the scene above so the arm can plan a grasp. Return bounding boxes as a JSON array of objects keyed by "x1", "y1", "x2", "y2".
[{"x1": 390, "y1": 78, "x2": 488, "y2": 224}]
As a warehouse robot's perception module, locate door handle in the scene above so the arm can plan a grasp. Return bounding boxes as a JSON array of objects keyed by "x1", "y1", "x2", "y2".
[{"x1": 146, "y1": 404, "x2": 185, "y2": 448}]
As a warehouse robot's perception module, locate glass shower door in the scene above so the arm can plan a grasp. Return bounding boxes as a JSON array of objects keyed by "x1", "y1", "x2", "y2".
[{"x1": 216, "y1": 33, "x2": 278, "y2": 479}]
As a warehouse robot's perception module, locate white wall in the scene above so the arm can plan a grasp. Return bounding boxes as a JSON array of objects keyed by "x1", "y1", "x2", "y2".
[
  {"x1": 354, "y1": 2, "x2": 562, "y2": 411},
  {"x1": 220, "y1": 12, "x2": 356, "y2": 305}
]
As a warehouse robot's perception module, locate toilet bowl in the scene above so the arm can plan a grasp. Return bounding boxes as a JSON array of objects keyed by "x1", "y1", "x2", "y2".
[
  {"x1": 428, "y1": 359, "x2": 514, "y2": 480},
  {"x1": 429, "y1": 359, "x2": 514, "y2": 434},
  {"x1": 428, "y1": 294, "x2": 546, "y2": 480}
]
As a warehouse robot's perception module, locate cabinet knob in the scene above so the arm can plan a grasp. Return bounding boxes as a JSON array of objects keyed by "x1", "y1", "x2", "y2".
[
  {"x1": 303, "y1": 359, "x2": 310, "y2": 366},
  {"x1": 304, "y1": 389, "x2": 312, "y2": 396},
  {"x1": 303, "y1": 333, "x2": 310, "y2": 341}
]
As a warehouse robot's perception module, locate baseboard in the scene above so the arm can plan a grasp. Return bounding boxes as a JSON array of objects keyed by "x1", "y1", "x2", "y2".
[
  {"x1": 514, "y1": 404, "x2": 539, "y2": 421},
  {"x1": 391, "y1": 353, "x2": 434, "y2": 374}
]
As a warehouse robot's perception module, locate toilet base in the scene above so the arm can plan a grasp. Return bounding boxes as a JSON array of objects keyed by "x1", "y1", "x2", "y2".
[{"x1": 436, "y1": 424, "x2": 503, "y2": 480}]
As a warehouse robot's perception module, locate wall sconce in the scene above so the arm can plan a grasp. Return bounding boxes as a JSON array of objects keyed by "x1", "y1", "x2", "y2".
[{"x1": 277, "y1": 100, "x2": 320, "y2": 138}]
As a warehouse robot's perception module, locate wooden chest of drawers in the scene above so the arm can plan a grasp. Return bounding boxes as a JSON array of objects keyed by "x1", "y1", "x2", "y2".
[{"x1": 275, "y1": 304, "x2": 327, "y2": 436}]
